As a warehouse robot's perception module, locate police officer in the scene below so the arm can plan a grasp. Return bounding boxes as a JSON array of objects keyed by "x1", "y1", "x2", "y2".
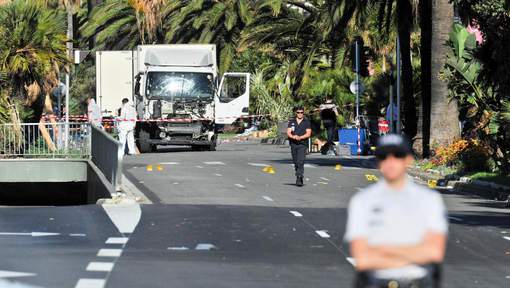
[
  {"x1": 287, "y1": 106, "x2": 312, "y2": 187},
  {"x1": 344, "y1": 134, "x2": 448, "y2": 288}
]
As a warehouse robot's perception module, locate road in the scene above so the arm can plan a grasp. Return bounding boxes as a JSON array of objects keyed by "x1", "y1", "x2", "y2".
[{"x1": 1, "y1": 141, "x2": 509, "y2": 287}]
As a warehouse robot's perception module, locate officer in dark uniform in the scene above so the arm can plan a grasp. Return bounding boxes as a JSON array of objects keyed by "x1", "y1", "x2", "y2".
[{"x1": 287, "y1": 106, "x2": 312, "y2": 187}]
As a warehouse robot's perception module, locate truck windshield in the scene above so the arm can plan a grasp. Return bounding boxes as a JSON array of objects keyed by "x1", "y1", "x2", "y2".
[{"x1": 146, "y1": 72, "x2": 213, "y2": 101}]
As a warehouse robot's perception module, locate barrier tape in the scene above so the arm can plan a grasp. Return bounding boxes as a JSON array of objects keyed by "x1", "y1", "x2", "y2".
[{"x1": 40, "y1": 113, "x2": 271, "y2": 123}]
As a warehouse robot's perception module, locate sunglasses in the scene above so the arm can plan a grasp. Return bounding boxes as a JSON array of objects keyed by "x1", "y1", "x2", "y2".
[
  {"x1": 296, "y1": 111, "x2": 304, "y2": 114},
  {"x1": 376, "y1": 151, "x2": 407, "y2": 161}
]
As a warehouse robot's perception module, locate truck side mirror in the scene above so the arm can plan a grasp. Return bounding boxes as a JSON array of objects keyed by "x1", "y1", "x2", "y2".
[{"x1": 134, "y1": 73, "x2": 142, "y2": 99}]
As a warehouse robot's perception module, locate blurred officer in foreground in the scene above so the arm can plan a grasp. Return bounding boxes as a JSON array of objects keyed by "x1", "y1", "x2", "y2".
[
  {"x1": 287, "y1": 106, "x2": 312, "y2": 187},
  {"x1": 344, "y1": 134, "x2": 448, "y2": 288}
]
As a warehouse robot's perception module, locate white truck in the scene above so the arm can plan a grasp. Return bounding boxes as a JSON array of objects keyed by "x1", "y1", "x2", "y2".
[{"x1": 96, "y1": 44, "x2": 250, "y2": 152}]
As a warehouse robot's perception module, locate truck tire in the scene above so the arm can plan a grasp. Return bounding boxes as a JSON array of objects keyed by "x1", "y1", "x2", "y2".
[
  {"x1": 206, "y1": 136, "x2": 217, "y2": 151},
  {"x1": 138, "y1": 129, "x2": 154, "y2": 153}
]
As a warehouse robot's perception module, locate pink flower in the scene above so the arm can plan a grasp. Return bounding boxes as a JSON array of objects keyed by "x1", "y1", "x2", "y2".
[{"x1": 467, "y1": 22, "x2": 484, "y2": 44}]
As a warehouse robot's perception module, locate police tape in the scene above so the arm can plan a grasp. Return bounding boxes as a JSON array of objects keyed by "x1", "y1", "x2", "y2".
[{"x1": 40, "y1": 113, "x2": 271, "y2": 123}]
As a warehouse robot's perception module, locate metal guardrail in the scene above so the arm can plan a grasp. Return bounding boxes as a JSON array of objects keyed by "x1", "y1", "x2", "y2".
[
  {"x1": 91, "y1": 125, "x2": 122, "y2": 191},
  {"x1": 0, "y1": 122, "x2": 91, "y2": 158}
]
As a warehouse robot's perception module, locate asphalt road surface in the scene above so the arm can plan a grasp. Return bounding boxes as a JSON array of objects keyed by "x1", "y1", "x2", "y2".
[{"x1": 1, "y1": 141, "x2": 509, "y2": 287}]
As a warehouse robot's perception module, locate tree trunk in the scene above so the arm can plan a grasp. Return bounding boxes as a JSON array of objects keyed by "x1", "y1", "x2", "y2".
[
  {"x1": 420, "y1": 0, "x2": 432, "y2": 157},
  {"x1": 397, "y1": 0, "x2": 417, "y2": 140},
  {"x1": 430, "y1": 0, "x2": 460, "y2": 146}
]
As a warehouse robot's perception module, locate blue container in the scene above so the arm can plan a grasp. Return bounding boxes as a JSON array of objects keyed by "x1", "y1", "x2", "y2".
[{"x1": 338, "y1": 128, "x2": 366, "y2": 155}]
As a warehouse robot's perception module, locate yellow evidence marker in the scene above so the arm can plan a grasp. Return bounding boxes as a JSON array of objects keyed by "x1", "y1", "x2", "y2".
[
  {"x1": 156, "y1": 164, "x2": 163, "y2": 171},
  {"x1": 428, "y1": 180, "x2": 437, "y2": 189},
  {"x1": 365, "y1": 174, "x2": 379, "y2": 182},
  {"x1": 146, "y1": 165, "x2": 153, "y2": 172},
  {"x1": 335, "y1": 164, "x2": 342, "y2": 171},
  {"x1": 262, "y1": 165, "x2": 275, "y2": 174}
]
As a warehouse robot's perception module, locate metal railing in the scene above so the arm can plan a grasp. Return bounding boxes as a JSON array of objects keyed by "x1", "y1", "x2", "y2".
[
  {"x1": 0, "y1": 122, "x2": 91, "y2": 158},
  {"x1": 91, "y1": 125, "x2": 122, "y2": 191}
]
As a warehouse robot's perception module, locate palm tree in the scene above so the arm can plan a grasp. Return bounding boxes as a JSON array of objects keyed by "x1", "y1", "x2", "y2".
[
  {"x1": 371, "y1": 0, "x2": 417, "y2": 141},
  {"x1": 428, "y1": 0, "x2": 460, "y2": 146},
  {"x1": 240, "y1": 0, "x2": 365, "y2": 97},
  {"x1": 81, "y1": 0, "x2": 143, "y2": 50},
  {"x1": 164, "y1": 0, "x2": 255, "y2": 73},
  {"x1": 0, "y1": 0, "x2": 68, "y2": 150}
]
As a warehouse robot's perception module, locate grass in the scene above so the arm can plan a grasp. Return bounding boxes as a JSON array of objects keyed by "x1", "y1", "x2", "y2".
[
  {"x1": 468, "y1": 172, "x2": 510, "y2": 187},
  {"x1": 217, "y1": 131, "x2": 239, "y2": 140}
]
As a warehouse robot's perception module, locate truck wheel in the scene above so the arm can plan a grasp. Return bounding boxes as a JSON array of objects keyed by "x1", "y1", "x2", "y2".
[{"x1": 138, "y1": 129, "x2": 152, "y2": 153}]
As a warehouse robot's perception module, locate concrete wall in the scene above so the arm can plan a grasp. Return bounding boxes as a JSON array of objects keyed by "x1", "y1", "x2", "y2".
[{"x1": 0, "y1": 159, "x2": 113, "y2": 205}]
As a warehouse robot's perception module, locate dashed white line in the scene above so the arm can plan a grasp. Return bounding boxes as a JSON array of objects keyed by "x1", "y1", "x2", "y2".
[
  {"x1": 195, "y1": 243, "x2": 218, "y2": 250},
  {"x1": 167, "y1": 247, "x2": 189, "y2": 251},
  {"x1": 75, "y1": 278, "x2": 106, "y2": 288},
  {"x1": 160, "y1": 162, "x2": 179, "y2": 165},
  {"x1": 196, "y1": 165, "x2": 204, "y2": 168},
  {"x1": 262, "y1": 196, "x2": 274, "y2": 202},
  {"x1": 203, "y1": 161, "x2": 225, "y2": 165},
  {"x1": 105, "y1": 237, "x2": 129, "y2": 245},
  {"x1": 248, "y1": 163, "x2": 268, "y2": 167},
  {"x1": 97, "y1": 249, "x2": 122, "y2": 257},
  {"x1": 69, "y1": 233, "x2": 86, "y2": 237},
  {"x1": 346, "y1": 257, "x2": 356, "y2": 266},
  {"x1": 86, "y1": 262, "x2": 114, "y2": 272},
  {"x1": 320, "y1": 177, "x2": 329, "y2": 181},
  {"x1": 317, "y1": 181, "x2": 328, "y2": 185},
  {"x1": 503, "y1": 236, "x2": 510, "y2": 241},
  {"x1": 235, "y1": 184, "x2": 246, "y2": 188},
  {"x1": 214, "y1": 173, "x2": 223, "y2": 177},
  {"x1": 315, "y1": 230, "x2": 330, "y2": 238},
  {"x1": 289, "y1": 211, "x2": 303, "y2": 217}
]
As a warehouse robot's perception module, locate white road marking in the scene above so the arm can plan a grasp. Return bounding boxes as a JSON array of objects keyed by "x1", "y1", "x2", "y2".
[
  {"x1": 173, "y1": 182, "x2": 179, "y2": 185},
  {"x1": 167, "y1": 247, "x2": 189, "y2": 251},
  {"x1": 138, "y1": 181, "x2": 144, "y2": 184},
  {"x1": 346, "y1": 257, "x2": 357, "y2": 266},
  {"x1": 262, "y1": 196, "x2": 274, "y2": 202},
  {"x1": 289, "y1": 211, "x2": 303, "y2": 217},
  {"x1": 160, "y1": 162, "x2": 179, "y2": 165},
  {"x1": 195, "y1": 243, "x2": 218, "y2": 250},
  {"x1": 106, "y1": 237, "x2": 129, "y2": 245},
  {"x1": 214, "y1": 173, "x2": 223, "y2": 177},
  {"x1": 69, "y1": 233, "x2": 87, "y2": 237},
  {"x1": 97, "y1": 249, "x2": 122, "y2": 257},
  {"x1": 320, "y1": 177, "x2": 329, "y2": 181},
  {"x1": 102, "y1": 204, "x2": 141, "y2": 234},
  {"x1": 288, "y1": 164, "x2": 316, "y2": 168},
  {"x1": 317, "y1": 181, "x2": 328, "y2": 185},
  {"x1": 0, "y1": 232, "x2": 59, "y2": 237},
  {"x1": 0, "y1": 270, "x2": 36, "y2": 278},
  {"x1": 203, "y1": 161, "x2": 225, "y2": 165},
  {"x1": 505, "y1": 275, "x2": 510, "y2": 279},
  {"x1": 235, "y1": 184, "x2": 246, "y2": 188},
  {"x1": 503, "y1": 236, "x2": 510, "y2": 241},
  {"x1": 196, "y1": 165, "x2": 204, "y2": 168},
  {"x1": 448, "y1": 216, "x2": 463, "y2": 222},
  {"x1": 248, "y1": 163, "x2": 268, "y2": 167},
  {"x1": 315, "y1": 230, "x2": 330, "y2": 238},
  {"x1": 86, "y1": 262, "x2": 114, "y2": 272},
  {"x1": 75, "y1": 279, "x2": 106, "y2": 288}
]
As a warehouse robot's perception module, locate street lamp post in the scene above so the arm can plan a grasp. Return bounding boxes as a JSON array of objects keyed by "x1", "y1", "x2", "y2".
[{"x1": 65, "y1": 3, "x2": 73, "y2": 153}]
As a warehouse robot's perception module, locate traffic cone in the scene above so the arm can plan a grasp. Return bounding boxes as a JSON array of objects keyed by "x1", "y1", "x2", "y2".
[
  {"x1": 335, "y1": 164, "x2": 342, "y2": 171},
  {"x1": 156, "y1": 164, "x2": 163, "y2": 171},
  {"x1": 146, "y1": 165, "x2": 153, "y2": 172},
  {"x1": 428, "y1": 180, "x2": 437, "y2": 189}
]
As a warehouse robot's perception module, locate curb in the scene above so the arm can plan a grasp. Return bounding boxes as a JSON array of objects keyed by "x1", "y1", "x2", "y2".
[{"x1": 409, "y1": 169, "x2": 510, "y2": 207}]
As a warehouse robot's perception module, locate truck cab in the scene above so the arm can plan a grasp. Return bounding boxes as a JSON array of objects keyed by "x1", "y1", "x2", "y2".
[{"x1": 96, "y1": 44, "x2": 249, "y2": 152}]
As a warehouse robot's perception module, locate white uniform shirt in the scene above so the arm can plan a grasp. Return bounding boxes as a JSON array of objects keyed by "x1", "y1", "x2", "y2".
[
  {"x1": 344, "y1": 180, "x2": 448, "y2": 246},
  {"x1": 118, "y1": 103, "x2": 137, "y2": 131}
]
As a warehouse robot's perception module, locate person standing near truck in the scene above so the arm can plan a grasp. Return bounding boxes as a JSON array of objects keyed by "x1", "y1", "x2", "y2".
[
  {"x1": 287, "y1": 106, "x2": 312, "y2": 187},
  {"x1": 118, "y1": 98, "x2": 137, "y2": 156},
  {"x1": 344, "y1": 134, "x2": 448, "y2": 287}
]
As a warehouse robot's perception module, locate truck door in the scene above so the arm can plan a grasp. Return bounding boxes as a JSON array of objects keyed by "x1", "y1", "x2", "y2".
[{"x1": 215, "y1": 73, "x2": 250, "y2": 125}]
